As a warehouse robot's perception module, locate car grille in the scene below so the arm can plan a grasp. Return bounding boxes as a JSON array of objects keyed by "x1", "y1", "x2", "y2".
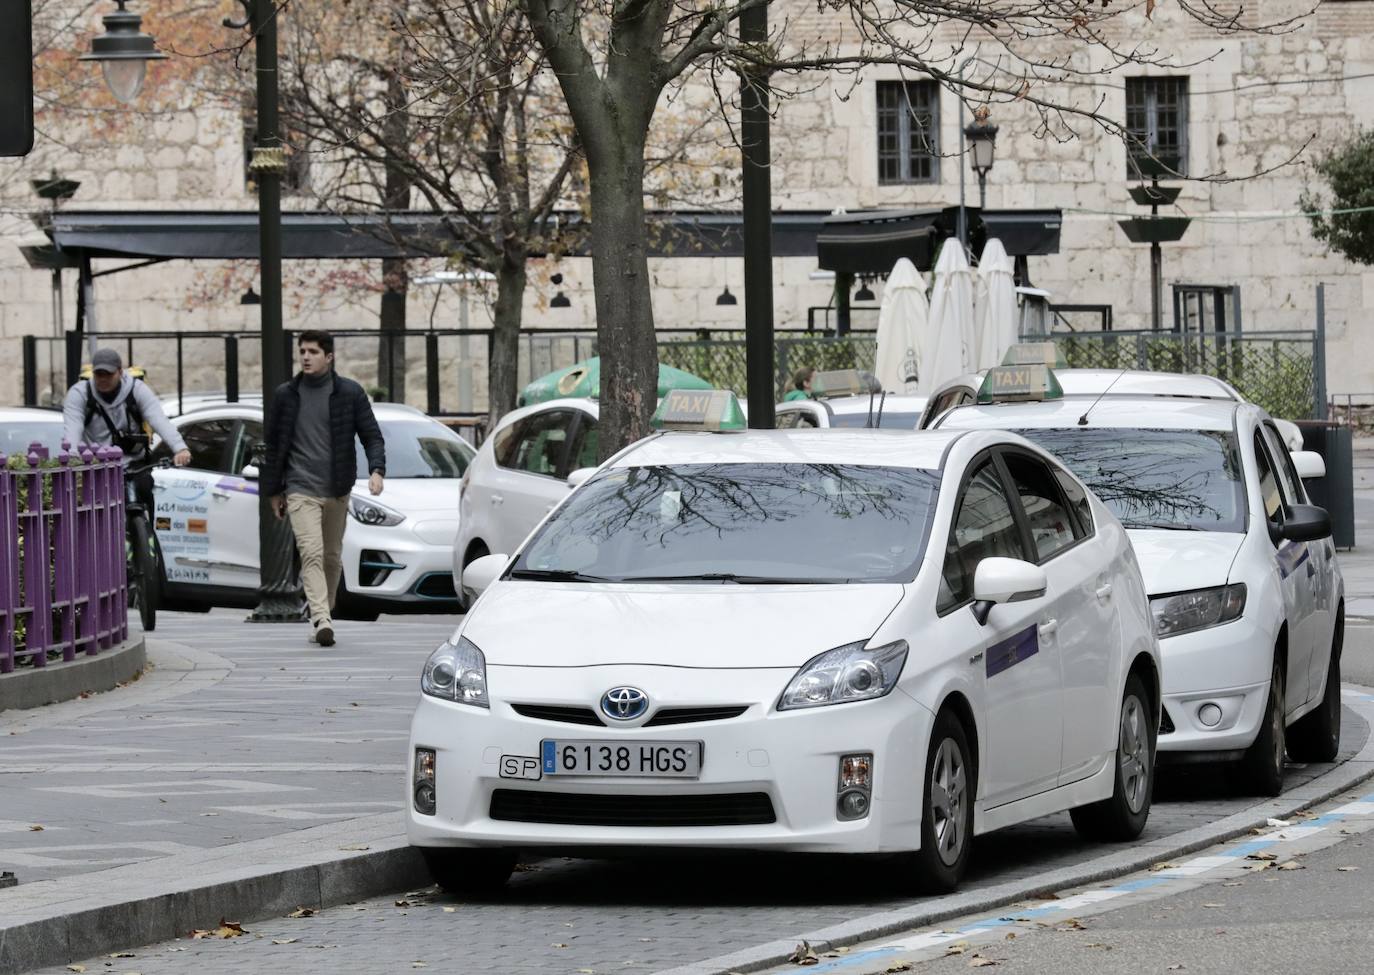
[
  {"x1": 489, "y1": 789, "x2": 776, "y2": 827},
  {"x1": 412, "y1": 572, "x2": 457, "y2": 598},
  {"x1": 644, "y1": 705, "x2": 750, "y2": 727},
  {"x1": 1159, "y1": 707, "x2": 1175, "y2": 735},
  {"x1": 511, "y1": 704, "x2": 605, "y2": 726}
]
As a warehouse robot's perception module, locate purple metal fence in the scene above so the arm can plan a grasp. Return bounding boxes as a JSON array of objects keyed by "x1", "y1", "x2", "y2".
[{"x1": 0, "y1": 443, "x2": 128, "y2": 674}]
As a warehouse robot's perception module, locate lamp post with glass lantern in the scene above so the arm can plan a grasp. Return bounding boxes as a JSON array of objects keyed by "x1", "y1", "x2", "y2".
[
  {"x1": 84, "y1": 0, "x2": 303, "y2": 622},
  {"x1": 964, "y1": 117, "x2": 999, "y2": 212}
]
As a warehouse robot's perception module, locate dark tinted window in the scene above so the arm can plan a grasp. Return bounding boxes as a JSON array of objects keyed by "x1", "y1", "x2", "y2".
[
  {"x1": 178, "y1": 419, "x2": 236, "y2": 473},
  {"x1": 495, "y1": 410, "x2": 574, "y2": 477},
  {"x1": 1053, "y1": 469, "x2": 1094, "y2": 536},
  {"x1": 940, "y1": 462, "x2": 1027, "y2": 612},
  {"x1": 356, "y1": 419, "x2": 474, "y2": 480},
  {"x1": 233, "y1": 420, "x2": 264, "y2": 475},
  {"x1": 1253, "y1": 432, "x2": 1283, "y2": 522},
  {"x1": 1015, "y1": 427, "x2": 1245, "y2": 533},
  {"x1": 1001, "y1": 453, "x2": 1078, "y2": 561},
  {"x1": 829, "y1": 412, "x2": 924, "y2": 429},
  {"x1": 1260, "y1": 423, "x2": 1303, "y2": 506},
  {"x1": 516, "y1": 463, "x2": 939, "y2": 584},
  {"x1": 568, "y1": 419, "x2": 599, "y2": 471}
]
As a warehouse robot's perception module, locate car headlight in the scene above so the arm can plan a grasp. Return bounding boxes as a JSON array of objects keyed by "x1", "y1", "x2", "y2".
[
  {"x1": 778, "y1": 640, "x2": 908, "y2": 711},
  {"x1": 349, "y1": 495, "x2": 405, "y2": 527},
  {"x1": 421, "y1": 636, "x2": 488, "y2": 707},
  {"x1": 1150, "y1": 584, "x2": 1247, "y2": 638}
]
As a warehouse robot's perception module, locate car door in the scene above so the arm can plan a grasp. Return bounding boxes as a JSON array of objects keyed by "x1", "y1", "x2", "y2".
[
  {"x1": 151, "y1": 416, "x2": 238, "y2": 590},
  {"x1": 998, "y1": 449, "x2": 1110, "y2": 786},
  {"x1": 486, "y1": 408, "x2": 579, "y2": 553},
  {"x1": 938, "y1": 455, "x2": 1063, "y2": 808},
  {"x1": 200, "y1": 417, "x2": 267, "y2": 590},
  {"x1": 1259, "y1": 421, "x2": 1327, "y2": 704},
  {"x1": 1251, "y1": 425, "x2": 1316, "y2": 710}
]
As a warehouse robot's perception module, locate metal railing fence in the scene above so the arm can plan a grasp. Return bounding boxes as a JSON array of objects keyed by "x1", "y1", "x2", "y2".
[{"x1": 1, "y1": 444, "x2": 129, "y2": 674}]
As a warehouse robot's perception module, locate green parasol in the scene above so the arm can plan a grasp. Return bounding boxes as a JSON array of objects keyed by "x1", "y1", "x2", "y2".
[{"x1": 518, "y1": 356, "x2": 714, "y2": 406}]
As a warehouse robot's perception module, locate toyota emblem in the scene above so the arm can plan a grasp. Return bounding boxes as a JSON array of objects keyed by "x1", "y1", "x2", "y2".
[{"x1": 600, "y1": 686, "x2": 649, "y2": 721}]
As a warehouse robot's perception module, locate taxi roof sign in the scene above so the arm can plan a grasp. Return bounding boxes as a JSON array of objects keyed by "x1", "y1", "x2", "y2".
[
  {"x1": 976, "y1": 364, "x2": 1064, "y2": 404},
  {"x1": 1001, "y1": 342, "x2": 1067, "y2": 368},
  {"x1": 651, "y1": 389, "x2": 747, "y2": 431},
  {"x1": 812, "y1": 369, "x2": 877, "y2": 398}
]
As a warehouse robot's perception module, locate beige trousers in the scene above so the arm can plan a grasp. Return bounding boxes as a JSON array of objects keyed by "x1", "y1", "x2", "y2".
[{"x1": 286, "y1": 493, "x2": 349, "y2": 625}]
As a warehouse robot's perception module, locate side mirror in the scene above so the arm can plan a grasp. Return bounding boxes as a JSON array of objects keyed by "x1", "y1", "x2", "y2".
[
  {"x1": 970, "y1": 557, "x2": 1048, "y2": 626},
  {"x1": 241, "y1": 464, "x2": 260, "y2": 480},
  {"x1": 462, "y1": 553, "x2": 509, "y2": 601},
  {"x1": 566, "y1": 467, "x2": 596, "y2": 490},
  {"x1": 1291, "y1": 450, "x2": 1325, "y2": 481},
  {"x1": 1277, "y1": 504, "x2": 1331, "y2": 544}
]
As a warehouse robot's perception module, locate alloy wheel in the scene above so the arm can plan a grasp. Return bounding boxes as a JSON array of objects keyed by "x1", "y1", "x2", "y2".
[{"x1": 929, "y1": 737, "x2": 967, "y2": 867}]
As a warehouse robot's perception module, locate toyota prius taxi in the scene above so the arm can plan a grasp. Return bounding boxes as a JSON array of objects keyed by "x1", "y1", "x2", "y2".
[{"x1": 408, "y1": 392, "x2": 1161, "y2": 893}]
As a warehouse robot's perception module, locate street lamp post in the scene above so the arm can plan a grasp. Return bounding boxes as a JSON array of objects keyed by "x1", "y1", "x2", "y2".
[
  {"x1": 964, "y1": 118, "x2": 999, "y2": 212},
  {"x1": 85, "y1": 0, "x2": 302, "y2": 622}
]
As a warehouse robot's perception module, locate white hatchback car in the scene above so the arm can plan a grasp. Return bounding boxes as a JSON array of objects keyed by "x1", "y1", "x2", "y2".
[
  {"x1": 775, "y1": 393, "x2": 930, "y2": 430},
  {"x1": 410, "y1": 425, "x2": 1161, "y2": 893},
  {"x1": 937, "y1": 384, "x2": 1343, "y2": 794},
  {"x1": 151, "y1": 402, "x2": 474, "y2": 618}
]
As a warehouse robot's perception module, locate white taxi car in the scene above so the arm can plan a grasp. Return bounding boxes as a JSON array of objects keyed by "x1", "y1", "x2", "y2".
[
  {"x1": 936, "y1": 367, "x2": 1343, "y2": 794},
  {"x1": 409, "y1": 392, "x2": 1161, "y2": 893},
  {"x1": 151, "y1": 402, "x2": 474, "y2": 618}
]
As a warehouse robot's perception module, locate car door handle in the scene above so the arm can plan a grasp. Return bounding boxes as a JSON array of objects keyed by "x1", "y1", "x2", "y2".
[
  {"x1": 490, "y1": 494, "x2": 504, "y2": 505},
  {"x1": 1039, "y1": 619, "x2": 1058, "y2": 638},
  {"x1": 1096, "y1": 583, "x2": 1114, "y2": 600},
  {"x1": 212, "y1": 491, "x2": 231, "y2": 501}
]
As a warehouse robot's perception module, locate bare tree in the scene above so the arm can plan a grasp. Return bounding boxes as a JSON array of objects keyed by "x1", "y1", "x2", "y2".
[{"x1": 518, "y1": 0, "x2": 1316, "y2": 456}]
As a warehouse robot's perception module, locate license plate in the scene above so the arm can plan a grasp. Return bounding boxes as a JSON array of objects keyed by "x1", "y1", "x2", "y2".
[{"x1": 541, "y1": 740, "x2": 702, "y2": 778}]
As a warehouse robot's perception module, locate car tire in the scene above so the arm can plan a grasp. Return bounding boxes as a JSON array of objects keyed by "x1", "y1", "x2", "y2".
[
  {"x1": 1240, "y1": 661, "x2": 1286, "y2": 797},
  {"x1": 421, "y1": 847, "x2": 516, "y2": 895},
  {"x1": 1070, "y1": 672, "x2": 1154, "y2": 841},
  {"x1": 909, "y1": 710, "x2": 974, "y2": 894},
  {"x1": 1288, "y1": 607, "x2": 1343, "y2": 764}
]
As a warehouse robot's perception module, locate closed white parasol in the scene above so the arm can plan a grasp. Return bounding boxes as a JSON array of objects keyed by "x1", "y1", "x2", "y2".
[{"x1": 872, "y1": 258, "x2": 928, "y2": 395}]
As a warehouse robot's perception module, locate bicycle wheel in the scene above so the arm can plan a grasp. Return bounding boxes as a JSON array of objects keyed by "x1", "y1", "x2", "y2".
[{"x1": 130, "y1": 514, "x2": 160, "y2": 632}]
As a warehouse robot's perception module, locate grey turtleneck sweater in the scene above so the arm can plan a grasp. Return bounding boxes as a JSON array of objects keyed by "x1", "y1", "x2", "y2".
[{"x1": 285, "y1": 371, "x2": 335, "y2": 497}]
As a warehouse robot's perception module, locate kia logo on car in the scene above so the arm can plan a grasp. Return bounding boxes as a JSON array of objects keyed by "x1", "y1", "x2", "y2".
[{"x1": 601, "y1": 686, "x2": 649, "y2": 721}]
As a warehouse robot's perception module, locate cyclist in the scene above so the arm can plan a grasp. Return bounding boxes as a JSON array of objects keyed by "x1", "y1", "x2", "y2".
[{"x1": 61, "y1": 348, "x2": 192, "y2": 497}]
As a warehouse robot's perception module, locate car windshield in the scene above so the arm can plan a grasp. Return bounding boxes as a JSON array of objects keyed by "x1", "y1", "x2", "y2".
[
  {"x1": 513, "y1": 462, "x2": 940, "y2": 584},
  {"x1": 1014, "y1": 427, "x2": 1246, "y2": 533},
  {"x1": 0, "y1": 420, "x2": 65, "y2": 456},
  {"x1": 356, "y1": 419, "x2": 473, "y2": 479},
  {"x1": 829, "y1": 412, "x2": 923, "y2": 430}
]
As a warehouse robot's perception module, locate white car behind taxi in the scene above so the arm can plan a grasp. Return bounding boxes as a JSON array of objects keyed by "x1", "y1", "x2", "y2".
[
  {"x1": 409, "y1": 393, "x2": 1161, "y2": 893},
  {"x1": 936, "y1": 366, "x2": 1343, "y2": 794}
]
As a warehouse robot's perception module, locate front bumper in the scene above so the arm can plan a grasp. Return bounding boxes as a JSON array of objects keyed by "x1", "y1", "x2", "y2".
[
  {"x1": 343, "y1": 516, "x2": 459, "y2": 608},
  {"x1": 406, "y1": 665, "x2": 932, "y2": 854},
  {"x1": 1156, "y1": 613, "x2": 1271, "y2": 755}
]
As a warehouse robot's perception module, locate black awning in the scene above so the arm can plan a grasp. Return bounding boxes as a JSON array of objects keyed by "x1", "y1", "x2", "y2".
[
  {"x1": 817, "y1": 206, "x2": 1064, "y2": 274},
  {"x1": 40, "y1": 209, "x2": 831, "y2": 262},
  {"x1": 977, "y1": 209, "x2": 1064, "y2": 256}
]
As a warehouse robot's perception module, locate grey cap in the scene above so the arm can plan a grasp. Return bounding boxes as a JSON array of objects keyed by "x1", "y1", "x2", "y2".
[{"x1": 91, "y1": 348, "x2": 122, "y2": 374}]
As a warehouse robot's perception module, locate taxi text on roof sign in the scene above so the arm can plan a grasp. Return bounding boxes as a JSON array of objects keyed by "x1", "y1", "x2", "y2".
[
  {"x1": 812, "y1": 369, "x2": 876, "y2": 398},
  {"x1": 651, "y1": 389, "x2": 747, "y2": 431},
  {"x1": 1001, "y1": 342, "x2": 1068, "y2": 368},
  {"x1": 976, "y1": 364, "x2": 1065, "y2": 404}
]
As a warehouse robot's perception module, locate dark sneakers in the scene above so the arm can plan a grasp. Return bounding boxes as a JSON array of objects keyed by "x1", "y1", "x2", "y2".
[{"x1": 312, "y1": 620, "x2": 335, "y2": 647}]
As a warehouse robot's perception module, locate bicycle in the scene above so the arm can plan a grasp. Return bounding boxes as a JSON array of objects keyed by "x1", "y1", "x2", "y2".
[{"x1": 120, "y1": 435, "x2": 165, "y2": 633}]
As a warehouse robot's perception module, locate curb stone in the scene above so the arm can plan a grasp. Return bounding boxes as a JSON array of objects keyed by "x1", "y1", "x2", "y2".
[
  {"x1": 655, "y1": 689, "x2": 1374, "y2": 975},
  {"x1": 0, "y1": 636, "x2": 146, "y2": 713}
]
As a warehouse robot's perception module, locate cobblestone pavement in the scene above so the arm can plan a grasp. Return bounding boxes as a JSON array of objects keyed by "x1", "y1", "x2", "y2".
[{"x1": 5, "y1": 607, "x2": 1371, "y2": 975}]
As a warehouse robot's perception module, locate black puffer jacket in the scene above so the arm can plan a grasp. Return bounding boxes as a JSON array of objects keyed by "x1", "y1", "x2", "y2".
[{"x1": 262, "y1": 372, "x2": 386, "y2": 498}]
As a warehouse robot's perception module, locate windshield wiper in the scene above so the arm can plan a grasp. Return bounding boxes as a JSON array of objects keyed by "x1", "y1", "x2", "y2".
[
  {"x1": 1122, "y1": 521, "x2": 1204, "y2": 531},
  {"x1": 617, "y1": 572, "x2": 851, "y2": 585},
  {"x1": 507, "y1": 568, "x2": 616, "y2": 583}
]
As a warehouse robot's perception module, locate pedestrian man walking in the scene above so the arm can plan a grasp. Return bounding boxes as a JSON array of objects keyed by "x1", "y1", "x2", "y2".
[
  {"x1": 262, "y1": 330, "x2": 386, "y2": 647},
  {"x1": 62, "y1": 348, "x2": 193, "y2": 509}
]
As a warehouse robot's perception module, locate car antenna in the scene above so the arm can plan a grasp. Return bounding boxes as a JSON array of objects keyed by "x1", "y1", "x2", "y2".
[
  {"x1": 875, "y1": 390, "x2": 887, "y2": 428},
  {"x1": 1078, "y1": 369, "x2": 1128, "y2": 426}
]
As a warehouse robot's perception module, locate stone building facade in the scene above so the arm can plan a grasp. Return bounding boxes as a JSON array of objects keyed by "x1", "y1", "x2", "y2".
[{"x1": 2, "y1": 2, "x2": 1371, "y2": 412}]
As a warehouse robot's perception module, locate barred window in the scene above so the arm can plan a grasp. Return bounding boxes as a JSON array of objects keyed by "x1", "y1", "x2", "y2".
[
  {"x1": 1125, "y1": 77, "x2": 1189, "y2": 178},
  {"x1": 877, "y1": 80, "x2": 940, "y2": 185}
]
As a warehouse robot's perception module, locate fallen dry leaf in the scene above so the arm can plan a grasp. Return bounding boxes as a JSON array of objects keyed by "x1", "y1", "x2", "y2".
[
  {"x1": 1246, "y1": 852, "x2": 1278, "y2": 861},
  {"x1": 968, "y1": 959, "x2": 998, "y2": 969},
  {"x1": 1202, "y1": 903, "x2": 1224, "y2": 909},
  {"x1": 1056, "y1": 918, "x2": 1088, "y2": 931},
  {"x1": 412, "y1": 964, "x2": 427, "y2": 969},
  {"x1": 1338, "y1": 866, "x2": 1360, "y2": 872},
  {"x1": 66, "y1": 966, "x2": 85, "y2": 973},
  {"x1": 1222, "y1": 882, "x2": 1244, "y2": 887},
  {"x1": 577, "y1": 970, "x2": 596, "y2": 974},
  {"x1": 272, "y1": 938, "x2": 299, "y2": 945},
  {"x1": 1084, "y1": 943, "x2": 1112, "y2": 950},
  {"x1": 884, "y1": 965, "x2": 912, "y2": 974},
  {"x1": 339, "y1": 844, "x2": 370, "y2": 851},
  {"x1": 1150, "y1": 862, "x2": 1178, "y2": 872},
  {"x1": 553, "y1": 943, "x2": 571, "y2": 949},
  {"x1": 109, "y1": 953, "x2": 135, "y2": 959},
  {"x1": 1278, "y1": 861, "x2": 1305, "y2": 871},
  {"x1": 1245, "y1": 862, "x2": 1272, "y2": 873},
  {"x1": 191, "y1": 919, "x2": 246, "y2": 939},
  {"x1": 29, "y1": 825, "x2": 44, "y2": 832},
  {"x1": 945, "y1": 941, "x2": 970, "y2": 955},
  {"x1": 287, "y1": 907, "x2": 316, "y2": 918},
  {"x1": 1168, "y1": 966, "x2": 1185, "y2": 972},
  {"x1": 395, "y1": 900, "x2": 412, "y2": 907},
  {"x1": 442, "y1": 906, "x2": 457, "y2": 913},
  {"x1": 789, "y1": 941, "x2": 819, "y2": 966}
]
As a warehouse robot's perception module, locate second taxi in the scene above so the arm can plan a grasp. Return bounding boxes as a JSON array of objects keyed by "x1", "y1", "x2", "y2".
[{"x1": 409, "y1": 392, "x2": 1162, "y2": 893}]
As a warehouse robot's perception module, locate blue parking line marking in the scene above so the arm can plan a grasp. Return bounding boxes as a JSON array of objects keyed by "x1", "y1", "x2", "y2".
[
  {"x1": 1226, "y1": 839, "x2": 1278, "y2": 857},
  {"x1": 802, "y1": 947, "x2": 902, "y2": 973},
  {"x1": 1114, "y1": 877, "x2": 1167, "y2": 892}
]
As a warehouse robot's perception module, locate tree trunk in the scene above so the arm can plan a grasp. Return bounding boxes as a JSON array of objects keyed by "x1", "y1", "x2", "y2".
[
  {"x1": 587, "y1": 142, "x2": 657, "y2": 460},
  {"x1": 377, "y1": 70, "x2": 411, "y2": 404},
  {"x1": 488, "y1": 251, "x2": 527, "y2": 430}
]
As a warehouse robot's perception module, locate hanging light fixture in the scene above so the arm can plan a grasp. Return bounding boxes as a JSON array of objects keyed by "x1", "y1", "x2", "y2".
[
  {"x1": 80, "y1": 1, "x2": 167, "y2": 105},
  {"x1": 550, "y1": 272, "x2": 571, "y2": 308},
  {"x1": 853, "y1": 278, "x2": 876, "y2": 302},
  {"x1": 716, "y1": 285, "x2": 738, "y2": 306},
  {"x1": 240, "y1": 287, "x2": 261, "y2": 306}
]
